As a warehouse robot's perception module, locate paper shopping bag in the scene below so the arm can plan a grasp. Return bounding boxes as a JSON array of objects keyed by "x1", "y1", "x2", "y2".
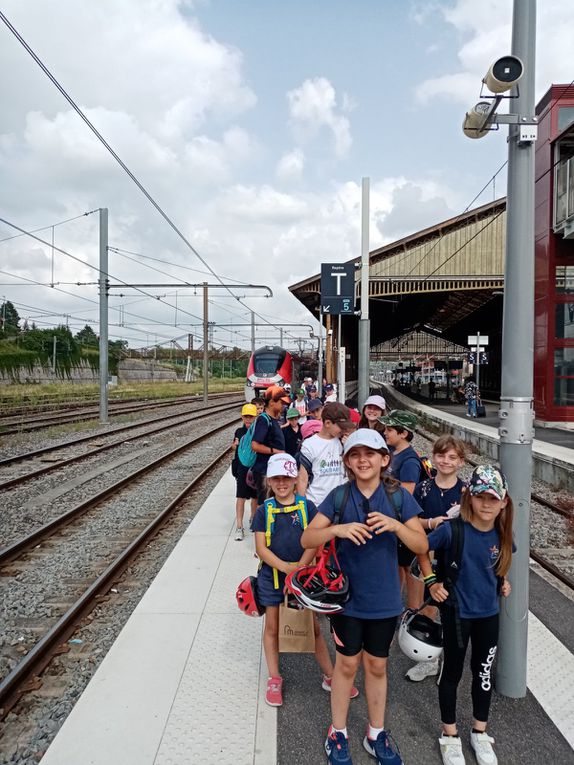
[{"x1": 278, "y1": 597, "x2": 315, "y2": 653}]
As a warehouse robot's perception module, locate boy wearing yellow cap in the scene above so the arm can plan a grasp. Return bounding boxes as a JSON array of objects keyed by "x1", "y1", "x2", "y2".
[{"x1": 231, "y1": 403, "x2": 258, "y2": 540}]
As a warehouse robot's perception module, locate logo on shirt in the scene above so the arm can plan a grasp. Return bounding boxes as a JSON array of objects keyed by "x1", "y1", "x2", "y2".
[
  {"x1": 489, "y1": 544, "x2": 499, "y2": 560},
  {"x1": 318, "y1": 458, "x2": 342, "y2": 475},
  {"x1": 290, "y1": 512, "x2": 302, "y2": 527}
]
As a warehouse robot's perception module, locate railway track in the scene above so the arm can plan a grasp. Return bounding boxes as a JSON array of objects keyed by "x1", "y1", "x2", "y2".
[
  {"x1": 0, "y1": 398, "x2": 241, "y2": 490},
  {"x1": 0, "y1": 389, "x2": 241, "y2": 418},
  {"x1": 0, "y1": 423, "x2": 235, "y2": 717},
  {"x1": 0, "y1": 391, "x2": 243, "y2": 435}
]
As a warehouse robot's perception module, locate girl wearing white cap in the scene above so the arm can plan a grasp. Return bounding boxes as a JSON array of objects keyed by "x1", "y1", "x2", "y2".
[
  {"x1": 301, "y1": 429, "x2": 427, "y2": 765},
  {"x1": 252, "y1": 453, "x2": 355, "y2": 708},
  {"x1": 359, "y1": 395, "x2": 387, "y2": 434}
]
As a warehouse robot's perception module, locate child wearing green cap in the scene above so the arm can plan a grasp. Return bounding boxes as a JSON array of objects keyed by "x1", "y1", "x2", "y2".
[{"x1": 281, "y1": 407, "x2": 302, "y2": 457}]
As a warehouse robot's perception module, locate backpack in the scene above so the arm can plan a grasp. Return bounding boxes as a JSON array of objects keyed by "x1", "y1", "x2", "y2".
[
  {"x1": 418, "y1": 455, "x2": 436, "y2": 483},
  {"x1": 262, "y1": 495, "x2": 309, "y2": 589},
  {"x1": 432, "y1": 517, "x2": 504, "y2": 646},
  {"x1": 237, "y1": 412, "x2": 272, "y2": 468},
  {"x1": 330, "y1": 482, "x2": 403, "y2": 525},
  {"x1": 434, "y1": 516, "x2": 504, "y2": 596}
]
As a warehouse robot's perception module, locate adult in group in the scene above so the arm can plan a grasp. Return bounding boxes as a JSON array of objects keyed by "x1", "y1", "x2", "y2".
[
  {"x1": 297, "y1": 402, "x2": 353, "y2": 507},
  {"x1": 250, "y1": 385, "x2": 291, "y2": 503},
  {"x1": 359, "y1": 395, "x2": 387, "y2": 434}
]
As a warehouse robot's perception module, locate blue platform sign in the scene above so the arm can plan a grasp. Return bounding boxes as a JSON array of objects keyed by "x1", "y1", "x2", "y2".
[{"x1": 320, "y1": 263, "x2": 355, "y2": 315}]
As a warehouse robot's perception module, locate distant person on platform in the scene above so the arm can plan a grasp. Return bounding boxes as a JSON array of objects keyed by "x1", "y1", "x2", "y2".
[
  {"x1": 281, "y1": 407, "x2": 302, "y2": 458},
  {"x1": 428, "y1": 379, "x2": 436, "y2": 402},
  {"x1": 297, "y1": 402, "x2": 353, "y2": 507},
  {"x1": 323, "y1": 383, "x2": 337, "y2": 403},
  {"x1": 307, "y1": 398, "x2": 324, "y2": 421},
  {"x1": 464, "y1": 376, "x2": 479, "y2": 418},
  {"x1": 294, "y1": 387, "x2": 308, "y2": 424},
  {"x1": 307, "y1": 384, "x2": 321, "y2": 403},
  {"x1": 250, "y1": 385, "x2": 291, "y2": 503}
]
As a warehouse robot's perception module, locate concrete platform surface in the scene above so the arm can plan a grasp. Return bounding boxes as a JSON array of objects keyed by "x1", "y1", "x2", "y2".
[{"x1": 40, "y1": 469, "x2": 574, "y2": 765}]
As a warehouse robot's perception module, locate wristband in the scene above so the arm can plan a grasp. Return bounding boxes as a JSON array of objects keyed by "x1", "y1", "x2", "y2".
[{"x1": 423, "y1": 574, "x2": 438, "y2": 586}]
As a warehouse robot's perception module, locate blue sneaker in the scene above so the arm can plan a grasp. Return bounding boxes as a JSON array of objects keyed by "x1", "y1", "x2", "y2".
[
  {"x1": 325, "y1": 727, "x2": 353, "y2": 764},
  {"x1": 363, "y1": 730, "x2": 403, "y2": 764}
]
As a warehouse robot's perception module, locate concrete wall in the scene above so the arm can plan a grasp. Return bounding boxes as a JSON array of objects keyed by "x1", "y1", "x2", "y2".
[
  {"x1": 118, "y1": 359, "x2": 180, "y2": 383},
  {"x1": 0, "y1": 360, "x2": 99, "y2": 385},
  {"x1": 0, "y1": 359, "x2": 182, "y2": 384}
]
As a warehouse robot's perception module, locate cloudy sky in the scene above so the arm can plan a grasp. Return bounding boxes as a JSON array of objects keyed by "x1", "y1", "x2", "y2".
[{"x1": 0, "y1": 0, "x2": 572, "y2": 352}]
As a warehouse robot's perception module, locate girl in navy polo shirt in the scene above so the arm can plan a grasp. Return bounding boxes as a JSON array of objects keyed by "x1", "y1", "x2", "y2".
[
  {"x1": 419, "y1": 465, "x2": 513, "y2": 765},
  {"x1": 406, "y1": 435, "x2": 467, "y2": 682},
  {"x1": 301, "y1": 429, "x2": 427, "y2": 765},
  {"x1": 253, "y1": 453, "x2": 343, "y2": 708}
]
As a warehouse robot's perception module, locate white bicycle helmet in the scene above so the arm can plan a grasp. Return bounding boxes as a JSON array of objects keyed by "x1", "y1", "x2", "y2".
[{"x1": 398, "y1": 609, "x2": 443, "y2": 662}]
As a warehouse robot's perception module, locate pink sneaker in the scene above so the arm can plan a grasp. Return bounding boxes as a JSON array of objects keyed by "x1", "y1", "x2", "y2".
[
  {"x1": 321, "y1": 675, "x2": 359, "y2": 699},
  {"x1": 265, "y1": 676, "x2": 283, "y2": 706}
]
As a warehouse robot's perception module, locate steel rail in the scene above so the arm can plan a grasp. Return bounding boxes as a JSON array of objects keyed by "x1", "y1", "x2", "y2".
[
  {"x1": 0, "y1": 401, "x2": 240, "y2": 491},
  {"x1": 0, "y1": 416, "x2": 238, "y2": 565},
  {"x1": 0, "y1": 391, "x2": 243, "y2": 435},
  {"x1": 0, "y1": 395, "x2": 242, "y2": 469},
  {"x1": 530, "y1": 550, "x2": 574, "y2": 591},
  {"x1": 0, "y1": 445, "x2": 231, "y2": 717}
]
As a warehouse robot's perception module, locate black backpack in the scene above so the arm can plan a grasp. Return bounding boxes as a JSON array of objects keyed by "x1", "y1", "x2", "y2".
[
  {"x1": 432, "y1": 517, "x2": 503, "y2": 646},
  {"x1": 330, "y1": 482, "x2": 403, "y2": 525}
]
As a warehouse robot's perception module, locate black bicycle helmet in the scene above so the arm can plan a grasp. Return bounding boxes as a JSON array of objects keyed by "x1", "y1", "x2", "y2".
[{"x1": 286, "y1": 564, "x2": 350, "y2": 613}]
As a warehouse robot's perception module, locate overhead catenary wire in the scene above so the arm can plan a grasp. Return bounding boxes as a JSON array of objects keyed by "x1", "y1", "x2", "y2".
[
  {"x1": 0, "y1": 209, "x2": 99, "y2": 245},
  {"x1": 0, "y1": 11, "x2": 297, "y2": 342},
  {"x1": 0, "y1": 215, "x2": 207, "y2": 325}
]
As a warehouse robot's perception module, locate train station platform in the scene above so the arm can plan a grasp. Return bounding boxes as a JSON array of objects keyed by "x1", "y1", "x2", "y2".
[
  {"x1": 40, "y1": 470, "x2": 574, "y2": 764},
  {"x1": 381, "y1": 385, "x2": 574, "y2": 494}
]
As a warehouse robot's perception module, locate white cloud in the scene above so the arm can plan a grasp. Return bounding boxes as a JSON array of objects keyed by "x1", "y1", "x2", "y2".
[
  {"x1": 287, "y1": 77, "x2": 352, "y2": 158},
  {"x1": 415, "y1": 0, "x2": 574, "y2": 106},
  {"x1": 276, "y1": 149, "x2": 305, "y2": 182}
]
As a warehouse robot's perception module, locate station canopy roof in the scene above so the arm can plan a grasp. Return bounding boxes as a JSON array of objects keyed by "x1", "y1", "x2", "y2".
[{"x1": 289, "y1": 198, "x2": 506, "y2": 349}]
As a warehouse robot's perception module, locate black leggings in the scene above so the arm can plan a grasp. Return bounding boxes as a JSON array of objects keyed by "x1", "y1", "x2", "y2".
[{"x1": 438, "y1": 606, "x2": 499, "y2": 725}]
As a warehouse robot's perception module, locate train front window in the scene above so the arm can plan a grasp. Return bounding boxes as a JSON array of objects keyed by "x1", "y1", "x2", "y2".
[{"x1": 253, "y1": 352, "x2": 285, "y2": 375}]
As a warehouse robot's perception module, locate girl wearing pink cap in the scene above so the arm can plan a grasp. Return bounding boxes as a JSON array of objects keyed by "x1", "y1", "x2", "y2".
[{"x1": 359, "y1": 395, "x2": 387, "y2": 434}]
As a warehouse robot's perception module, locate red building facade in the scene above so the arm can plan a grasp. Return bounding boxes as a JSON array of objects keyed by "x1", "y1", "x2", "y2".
[{"x1": 534, "y1": 84, "x2": 574, "y2": 424}]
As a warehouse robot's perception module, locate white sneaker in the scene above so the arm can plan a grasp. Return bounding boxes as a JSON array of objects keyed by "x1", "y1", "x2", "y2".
[
  {"x1": 470, "y1": 731, "x2": 497, "y2": 765},
  {"x1": 439, "y1": 735, "x2": 466, "y2": 765},
  {"x1": 234, "y1": 527, "x2": 244, "y2": 541},
  {"x1": 405, "y1": 658, "x2": 439, "y2": 681}
]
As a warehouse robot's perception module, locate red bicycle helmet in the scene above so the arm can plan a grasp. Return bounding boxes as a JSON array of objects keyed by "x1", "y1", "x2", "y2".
[
  {"x1": 235, "y1": 575, "x2": 264, "y2": 617},
  {"x1": 286, "y1": 564, "x2": 350, "y2": 613}
]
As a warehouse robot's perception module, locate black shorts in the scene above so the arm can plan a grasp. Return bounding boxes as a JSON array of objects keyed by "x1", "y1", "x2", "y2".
[
  {"x1": 329, "y1": 614, "x2": 398, "y2": 658},
  {"x1": 397, "y1": 542, "x2": 416, "y2": 568},
  {"x1": 235, "y1": 465, "x2": 257, "y2": 499}
]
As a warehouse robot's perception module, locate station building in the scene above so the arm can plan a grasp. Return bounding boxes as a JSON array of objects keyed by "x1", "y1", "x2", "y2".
[{"x1": 289, "y1": 83, "x2": 574, "y2": 427}]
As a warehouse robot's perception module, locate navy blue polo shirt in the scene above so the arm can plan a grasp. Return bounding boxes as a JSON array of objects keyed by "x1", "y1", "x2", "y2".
[
  {"x1": 414, "y1": 478, "x2": 466, "y2": 520},
  {"x1": 252, "y1": 413, "x2": 285, "y2": 474},
  {"x1": 428, "y1": 521, "x2": 504, "y2": 619},
  {"x1": 388, "y1": 445, "x2": 420, "y2": 484},
  {"x1": 318, "y1": 482, "x2": 422, "y2": 619}
]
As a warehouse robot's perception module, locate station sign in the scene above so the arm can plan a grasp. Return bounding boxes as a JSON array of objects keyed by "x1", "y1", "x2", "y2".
[
  {"x1": 468, "y1": 335, "x2": 489, "y2": 346},
  {"x1": 320, "y1": 263, "x2": 355, "y2": 315}
]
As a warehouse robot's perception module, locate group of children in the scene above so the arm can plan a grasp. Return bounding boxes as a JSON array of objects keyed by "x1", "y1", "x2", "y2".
[{"x1": 231, "y1": 389, "x2": 514, "y2": 765}]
